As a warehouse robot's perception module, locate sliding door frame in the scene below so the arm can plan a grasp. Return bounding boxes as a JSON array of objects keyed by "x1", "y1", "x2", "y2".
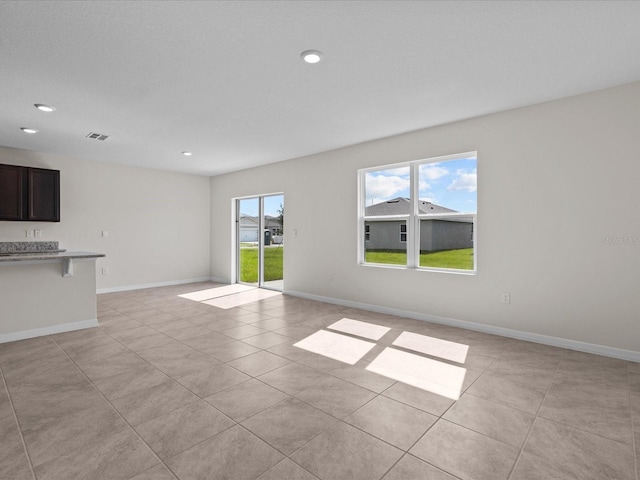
[{"x1": 233, "y1": 193, "x2": 283, "y2": 291}]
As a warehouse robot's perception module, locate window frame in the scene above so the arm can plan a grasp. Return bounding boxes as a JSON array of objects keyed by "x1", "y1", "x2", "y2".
[{"x1": 358, "y1": 151, "x2": 477, "y2": 274}]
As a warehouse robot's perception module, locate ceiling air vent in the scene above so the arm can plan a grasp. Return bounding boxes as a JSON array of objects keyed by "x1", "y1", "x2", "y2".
[{"x1": 86, "y1": 132, "x2": 109, "y2": 141}]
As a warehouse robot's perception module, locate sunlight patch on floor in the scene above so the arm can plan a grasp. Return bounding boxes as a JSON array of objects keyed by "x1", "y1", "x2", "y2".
[
  {"x1": 201, "y1": 288, "x2": 281, "y2": 309},
  {"x1": 366, "y1": 347, "x2": 466, "y2": 400},
  {"x1": 327, "y1": 318, "x2": 391, "y2": 341},
  {"x1": 393, "y1": 331, "x2": 468, "y2": 364},
  {"x1": 293, "y1": 330, "x2": 376, "y2": 365},
  {"x1": 294, "y1": 324, "x2": 468, "y2": 400},
  {"x1": 178, "y1": 284, "x2": 256, "y2": 302},
  {"x1": 177, "y1": 284, "x2": 281, "y2": 309}
]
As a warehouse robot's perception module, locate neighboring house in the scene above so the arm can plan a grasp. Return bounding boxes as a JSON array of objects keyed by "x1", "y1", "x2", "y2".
[
  {"x1": 239, "y1": 215, "x2": 282, "y2": 243},
  {"x1": 265, "y1": 216, "x2": 283, "y2": 236},
  {"x1": 239, "y1": 215, "x2": 259, "y2": 242},
  {"x1": 365, "y1": 197, "x2": 473, "y2": 252}
]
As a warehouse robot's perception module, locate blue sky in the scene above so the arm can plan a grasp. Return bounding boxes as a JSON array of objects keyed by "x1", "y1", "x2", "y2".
[
  {"x1": 365, "y1": 157, "x2": 477, "y2": 213},
  {"x1": 239, "y1": 194, "x2": 284, "y2": 217}
]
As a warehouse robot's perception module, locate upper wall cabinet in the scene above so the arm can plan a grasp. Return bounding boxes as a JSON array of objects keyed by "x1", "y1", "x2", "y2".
[
  {"x1": 0, "y1": 164, "x2": 60, "y2": 222},
  {"x1": 0, "y1": 164, "x2": 24, "y2": 220}
]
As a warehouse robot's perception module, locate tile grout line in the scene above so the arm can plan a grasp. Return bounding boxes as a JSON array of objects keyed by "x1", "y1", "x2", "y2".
[
  {"x1": 377, "y1": 351, "x2": 487, "y2": 465},
  {"x1": 532, "y1": 364, "x2": 638, "y2": 446},
  {"x1": 102, "y1": 293, "x2": 540, "y2": 477},
  {"x1": 100, "y1": 312, "x2": 270, "y2": 395},
  {"x1": 49, "y1": 336, "x2": 183, "y2": 480},
  {"x1": 81, "y1": 302, "x2": 294, "y2": 476},
  {"x1": 65, "y1": 323, "x2": 246, "y2": 432},
  {"x1": 388, "y1": 348, "x2": 561, "y2": 480},
  {"x1": 506, "y1": 354, "x2": 564, "y2": 480},
  {"x1": 101, "y1": 303, "x2": 310, "y2": 399},
  {"x1": 279, "y1": 385, "x2": 466, "y2": 480},
  {"x1": 377, "y1": 453, "x2": 465, "y2": 480},
  {"x1": 259, "y1": 460, "x2": 322, "y2": 480},
  {"x1": 95, "y1": 305, "x2": 324, "y2": 477},
  {"x1": 272, "y1": 328, "x2": 478, "y2": 474},
  {"x1": 222, "y1": 359, "x2": 406, "y2": 478},
  {"x1": 98, "y1": 288, "x2": 637, "y2": 479},
  {"x1": 0, "y1": 364, "x2": 38, "y2": 480},
  {"x1": 103, "y1": 304, "x2": 280, "y2": 363},
  {"x1": 217, "y1": 365, "x2": 372, "y2": 460},
  {"x1": 103, "y1": 299, "x2": 461, "y2": 479}
]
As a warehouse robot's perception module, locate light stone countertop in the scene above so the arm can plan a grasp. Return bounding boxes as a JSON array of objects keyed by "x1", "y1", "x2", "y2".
[{"x1": 0, "y1": 251, "x2": 105, "y2": 263}]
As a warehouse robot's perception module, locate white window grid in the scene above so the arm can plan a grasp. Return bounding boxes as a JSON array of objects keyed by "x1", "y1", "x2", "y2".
[{"x1": 358, "y1": 151, "x2": 477, "y2": 274}]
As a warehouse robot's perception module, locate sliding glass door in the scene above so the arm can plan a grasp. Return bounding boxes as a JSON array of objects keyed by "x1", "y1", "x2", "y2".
[
  {"x1": 236, "y1": 194, "x2": 284, "y2": 291},
  {"x1": 237, "y1": 197, "x2": 260, "y2": 286}
]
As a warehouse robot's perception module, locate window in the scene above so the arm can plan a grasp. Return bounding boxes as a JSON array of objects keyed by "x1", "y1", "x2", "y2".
[{"x1": 359, "y1": 152, "x2": 477, "y2": 273}]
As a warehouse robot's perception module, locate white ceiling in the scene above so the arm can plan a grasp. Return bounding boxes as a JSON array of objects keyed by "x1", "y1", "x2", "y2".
[{"x1": 1, "y1": 1, "x2": 640, "y2": 176}]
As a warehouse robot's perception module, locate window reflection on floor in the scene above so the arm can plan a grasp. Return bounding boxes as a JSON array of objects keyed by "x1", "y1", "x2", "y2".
[
  {"x1": 393, "y1": 331, "x2": 468, "y2": 364},
  {"x1": 366, "y1": 347, "x2": 466, "y2": 400},
  {"x1": 293, "y1": 330, "x2": 376, "y2": 365},
  {"x1": 327, "y1": 318, "x2": 391, "y2": 340},
  {"x1": 178, "y1": 284, "x2": 255, "y2": 302},
  {"x1": 178, "y1": 284, "x2": 281, "y2": 309},
  {"x1": 294, "y1": 319, "x2": 468, "y2": 400}
]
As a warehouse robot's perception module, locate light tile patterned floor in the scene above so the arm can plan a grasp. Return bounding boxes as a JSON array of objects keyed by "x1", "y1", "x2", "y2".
[{"x1": 0, "y1": 281, "x2": 638, "y2": 480}]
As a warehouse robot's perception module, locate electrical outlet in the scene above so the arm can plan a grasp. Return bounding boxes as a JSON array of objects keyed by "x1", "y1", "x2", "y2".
[
  {"x1": 26, "y1": 229, "x2": 34, "y2": 238},
  {"x1": 34, "y1": 229, "x2": 42, "y2": 238},
  {"x1": 328, "y1": 273, "x2": 334, "y2": 282},
  {"x1": 501, "y1": 292, "x2": 511, "y2": 304},
  {"x1": 102, "y1": 267, "x2": 108, "y2": 275},
  {"x1": 102, "y1": 230, "x2": 109, "y2": 238}
]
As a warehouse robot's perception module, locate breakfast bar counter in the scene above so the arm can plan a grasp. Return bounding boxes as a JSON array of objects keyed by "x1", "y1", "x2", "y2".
[{"x1": 0, "y1": 242, "x2": 105, "y2": 343}]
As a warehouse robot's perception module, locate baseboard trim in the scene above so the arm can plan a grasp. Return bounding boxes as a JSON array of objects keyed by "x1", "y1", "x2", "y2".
[
  {"x1": 0, "y1": 319, "x2": 99, "y2": 344},
  {"x1": 97, "y1": 277, "x2": 213, "y2": 294},
  {"x1": 284, "y1": 289, "x2": 640, "y2": 363}
]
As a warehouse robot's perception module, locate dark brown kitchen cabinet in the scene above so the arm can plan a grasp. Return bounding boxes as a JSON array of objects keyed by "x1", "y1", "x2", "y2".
[
  {"x1": 0, "y1": 164, "x2": 60, "y2": 222},
  {"x1": 28, "y1": 168, "x2": 60, "y2": 221},
  {"x1": 0, "y1": 164, "x2": 24, "y2": 220}
]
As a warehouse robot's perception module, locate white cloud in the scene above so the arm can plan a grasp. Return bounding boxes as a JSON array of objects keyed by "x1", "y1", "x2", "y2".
[
  {"x1": 419, "y1": 164, "x2": 449, "y2": 180},
  {"x1": 447, "y1": 170, "x2": 477, "y2": 192},
  {"x1": 366, "y1": 173, "x2": 409, "y2": 202},
  {"x1": 382, "y1": 167, "x2": 410, "y2": 177},
  {"x1": 418, "y1": 180, "x2": 430, "y2": 191}
]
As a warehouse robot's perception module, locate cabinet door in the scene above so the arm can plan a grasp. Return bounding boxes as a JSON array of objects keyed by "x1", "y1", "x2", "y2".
[
  {"x1": 0, "y1": 164, "x2": 24, "y2": 220},
  {"x1": 28, "y1": 168, "x2": 60, "y2": 222}
]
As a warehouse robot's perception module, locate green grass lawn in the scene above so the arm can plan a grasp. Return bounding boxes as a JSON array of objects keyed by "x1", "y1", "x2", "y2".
[
  {"x1": 239, "y1": 246, "x2": 471, "y2": 283},
  {"x1": 365, "y1": 248, "x2": 474, "y2": 270},
  {"x1": 239, "y1": 246, "x2": 284, "y2": 283}
]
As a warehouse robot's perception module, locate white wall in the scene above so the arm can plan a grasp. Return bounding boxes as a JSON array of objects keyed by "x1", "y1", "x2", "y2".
[
  {"x1": 0, "y1": 148, "x2": 211, "y2": 291},
  {"x1": 211, "y1": 81, "x2": 640, "y2": 355}
]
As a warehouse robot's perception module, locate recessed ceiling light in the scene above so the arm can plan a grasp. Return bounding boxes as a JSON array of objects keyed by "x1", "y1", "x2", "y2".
[
  {"x1": 301, "y1": 50, "x2": 323, "y2": 64},
  {"x1": 21, "y1": 127, "x2": 39, "y2": 134},
  {"x1": 182, "y1": 151, "x2": 193, "y2": 156},
  {"x1": 34, "y1": 104, "x2": 56, "y2": 112}
]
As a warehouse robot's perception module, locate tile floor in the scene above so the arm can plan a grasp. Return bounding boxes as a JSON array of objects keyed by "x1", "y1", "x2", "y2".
[{"x1": 0, "y1": 281, "x2": 638, "y2": 480}]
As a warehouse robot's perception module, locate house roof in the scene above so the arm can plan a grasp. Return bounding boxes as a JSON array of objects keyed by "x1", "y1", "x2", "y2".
[
  {"x1": 365, "y1": 197, "x2": 457, "y2": 216},
  {"x1": 239, "y1": 215, "x2": 281, "y2": 227}
]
